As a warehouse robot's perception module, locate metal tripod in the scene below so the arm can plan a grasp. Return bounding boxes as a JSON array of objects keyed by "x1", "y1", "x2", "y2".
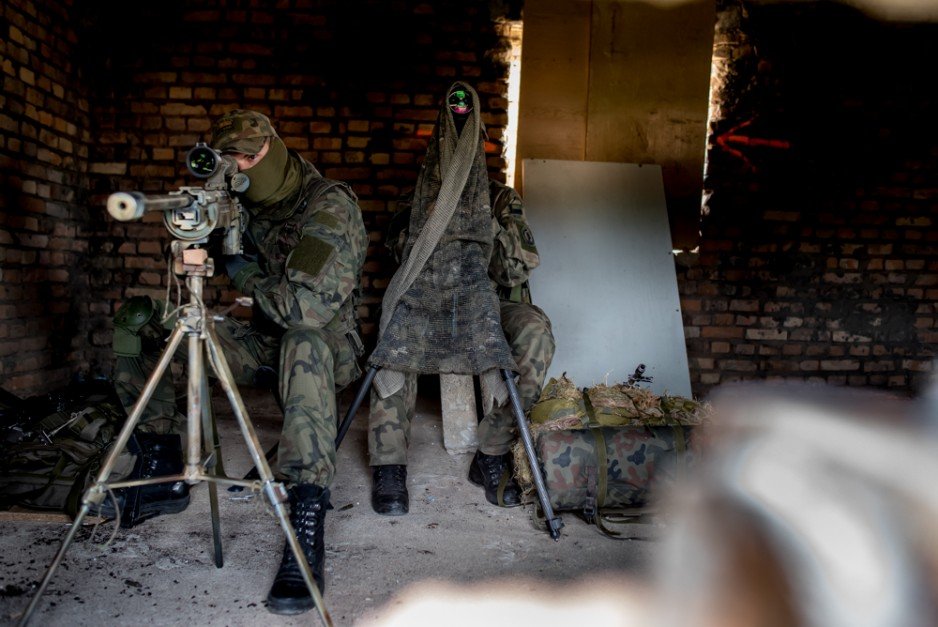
[
  {"x1": 335, "y1": 365, "x2": 565, "y2": 540},
  {"x1": 18, "y1": 248, "x2": 332, "y2": 627}
]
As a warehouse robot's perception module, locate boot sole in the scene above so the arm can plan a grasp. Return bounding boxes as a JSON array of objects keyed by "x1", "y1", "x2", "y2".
[
  {"x1": 266, "y1": 596, "x2": 316, "y2": 616},
  {"x1": 371, "y1": 496, "x2": 409, "y2": 516}
]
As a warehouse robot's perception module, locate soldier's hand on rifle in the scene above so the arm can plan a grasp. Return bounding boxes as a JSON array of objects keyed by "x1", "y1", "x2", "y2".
[{"x1": 223, "y1": 253, "x2": 261, "y2": 293}]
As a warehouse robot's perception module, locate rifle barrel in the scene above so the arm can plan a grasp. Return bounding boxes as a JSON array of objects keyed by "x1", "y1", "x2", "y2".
[{"x1": 107, "y1": 191, "x2": 194, "y2": 221}]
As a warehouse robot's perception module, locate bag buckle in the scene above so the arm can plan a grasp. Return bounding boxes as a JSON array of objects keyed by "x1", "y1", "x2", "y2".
[{"x1": 582, "y1": 497, "x2": 597, "y2": 524}]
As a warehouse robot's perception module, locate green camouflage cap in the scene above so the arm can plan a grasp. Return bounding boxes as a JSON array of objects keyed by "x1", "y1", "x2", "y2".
[{"x1": 210, "y1": 109, "x2": 277, "y2": 155}]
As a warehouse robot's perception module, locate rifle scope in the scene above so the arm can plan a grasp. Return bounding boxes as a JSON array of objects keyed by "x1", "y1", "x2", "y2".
[{"x1": 186, "y1": 142, "x2": 223, "y2": 178}]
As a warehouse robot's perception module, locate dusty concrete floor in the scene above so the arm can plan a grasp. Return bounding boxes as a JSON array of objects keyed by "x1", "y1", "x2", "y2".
[{"x1": 1, "y1": 383, "x2": 658, "y2": 626}]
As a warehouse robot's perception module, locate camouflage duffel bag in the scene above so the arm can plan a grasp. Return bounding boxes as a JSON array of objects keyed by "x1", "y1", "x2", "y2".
[{"x1": 534, "y1": 425, "x2": 694, "y2": 536}]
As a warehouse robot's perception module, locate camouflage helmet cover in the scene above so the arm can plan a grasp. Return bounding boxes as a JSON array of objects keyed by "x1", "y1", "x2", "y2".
[{"x1": 210, "y1": 109, "x2": 277, "y2": 155}]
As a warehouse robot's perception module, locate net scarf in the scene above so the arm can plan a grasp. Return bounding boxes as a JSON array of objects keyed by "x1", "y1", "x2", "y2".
[{"x1": 370, "y1": 82, "x2": 516, "y2": 411}]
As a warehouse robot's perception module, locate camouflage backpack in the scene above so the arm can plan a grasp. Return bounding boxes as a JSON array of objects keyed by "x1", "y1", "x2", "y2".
[
  {"x1": 514, "y1": 374, "x2": 709, "y2": 538},
  {"x1": 0, "y1": 378, "x2": 129, "y2": 517}
]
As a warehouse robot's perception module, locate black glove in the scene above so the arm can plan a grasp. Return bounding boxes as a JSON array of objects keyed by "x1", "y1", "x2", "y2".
[
  {"x1": 223, "y1": 253, "x2": 253, "y2": 277},
  {"x1": 222, "y1": 253, "x2": 261, "y2": 292}
]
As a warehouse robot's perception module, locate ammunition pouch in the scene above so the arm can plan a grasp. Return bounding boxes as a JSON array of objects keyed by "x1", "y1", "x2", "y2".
[{"x1": 113, "y1": 296, "x2": 156, "y2": 357}]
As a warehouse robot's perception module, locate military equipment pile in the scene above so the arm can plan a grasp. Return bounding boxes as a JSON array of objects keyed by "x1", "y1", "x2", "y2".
[{"x1": 512, "y1": 374, "x2": 711, "y2": 530}]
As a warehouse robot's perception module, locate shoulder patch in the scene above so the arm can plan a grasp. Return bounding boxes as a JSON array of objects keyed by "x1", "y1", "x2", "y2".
[
  {"x1": 288, "y1": 235, "x2": 337, "y2": 279},
  {"x1": 313, "y1": 211, "x2": 341, "y2": 230}
]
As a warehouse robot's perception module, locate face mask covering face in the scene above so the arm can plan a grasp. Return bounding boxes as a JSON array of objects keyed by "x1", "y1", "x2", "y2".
[{"x1": 243, "y1": 136, "x2": 295, "y2": 206}]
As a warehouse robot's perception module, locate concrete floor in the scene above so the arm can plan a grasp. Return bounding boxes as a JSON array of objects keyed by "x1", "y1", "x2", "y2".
[{"x1": 1, "y1": 382, "x2": 657, "y2": 626}]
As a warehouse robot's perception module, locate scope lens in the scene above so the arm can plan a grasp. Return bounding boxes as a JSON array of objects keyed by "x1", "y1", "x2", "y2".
[{"x1": 187, "y1": 144, "x2": 220, "y2": 178}]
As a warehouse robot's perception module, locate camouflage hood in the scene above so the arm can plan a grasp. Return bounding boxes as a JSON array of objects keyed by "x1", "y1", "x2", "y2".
[{"x1": 370, "y1": 81, "x2": 516, "y2": 408}]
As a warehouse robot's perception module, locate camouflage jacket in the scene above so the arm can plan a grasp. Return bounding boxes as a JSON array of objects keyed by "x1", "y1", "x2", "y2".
[
  {"x1": 387, "y1": 179, "x2": 540, "y2": 302},
  {"x1": 487, "y1": 179, "x2": 539, "y2": 300},
  {"x1": 239, "y1": 156, "x2": 368, "y2": 335}
]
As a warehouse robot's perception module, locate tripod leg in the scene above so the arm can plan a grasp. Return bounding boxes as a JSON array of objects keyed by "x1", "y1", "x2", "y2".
[
  {"x1": 336, "y1": 365, "x2": 378, "y2": 448},
  {"x1": 203, "y1": 327, "x2": 333, "y2": 627},
  {"x1": 501, "y1": 369, "x2": 564, "y2": 541},
  {"x1": 200, "y1": 367, "x2": 224, "y2": 568},
  {"x1": 18, "y1": 326, "x2": 187, "y2": 626},
  {"x1": 230, "y1": 364, "x2": 379, "y2": 492}
]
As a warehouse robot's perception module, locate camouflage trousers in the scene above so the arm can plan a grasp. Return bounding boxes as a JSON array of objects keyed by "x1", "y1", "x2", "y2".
[
  {"x1": 368, "y1": 301, "x2": 555, "y2": 465},
  {"x1": 114, "y1": 310, "x2": 361, "y2": 486}
]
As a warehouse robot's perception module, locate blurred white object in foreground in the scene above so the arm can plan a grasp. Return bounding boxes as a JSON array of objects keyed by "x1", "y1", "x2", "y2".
[
  {"x1": 655, "y1": 381, "x2": 938, "y2": 627},
  {"x1": 358, "y1": 577, "x2": 652, "y2": 627}
]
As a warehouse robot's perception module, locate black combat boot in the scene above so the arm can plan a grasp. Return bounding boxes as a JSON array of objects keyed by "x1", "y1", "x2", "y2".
[
  {"x1": 267, "y1": 484, "x2": 330, "y2": 615},
  {"x1": 97, "y1": 432, "x2": 190, "y2": 527},
  {"x1": 370, "y1": 464, "x2": 408, "y2": 515},
  {"x1": 468, "y1": 450, "x2": 522, "y2": 507}
]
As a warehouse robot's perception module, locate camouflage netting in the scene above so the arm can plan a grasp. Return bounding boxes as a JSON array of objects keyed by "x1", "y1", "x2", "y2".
[
  {"x1": 370, "y1": 81, "x2": 515, "y2": 406},
  {"x1": 513, "y1": 374, "x2": 713, "y2": 491}
]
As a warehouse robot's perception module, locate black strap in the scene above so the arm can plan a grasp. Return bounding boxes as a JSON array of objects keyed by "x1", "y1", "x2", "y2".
[{"x1": 65, "y1": 452, "x2": 106, "y2": 518}]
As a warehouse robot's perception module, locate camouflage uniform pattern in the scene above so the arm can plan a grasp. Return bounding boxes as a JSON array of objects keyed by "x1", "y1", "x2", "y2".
[
  {"x1": 476, "y1": 301, "x2": 554, "y2": 455},
  {"x1": 368, "y1": 180, "x2": 555, "y2": 463},
  {"x1": 537, "y1": 425, "x2": 696, "y2": 511},
  {"x1": 114, "y1": 156, "x2": 367, "y2": 487},
  {"x1": 488, "y1": 180, "x2": 540, "y2": 299},
  {"x1": 368, "y1": 82, "x2": 515, "y2": 378},
  {"x1": 365, "y1": 372, "x2": 418, "y2": 466}
]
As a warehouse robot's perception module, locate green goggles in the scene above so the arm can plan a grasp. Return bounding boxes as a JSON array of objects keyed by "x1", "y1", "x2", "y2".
[{"x1": 448, "y1": 89, "x2": 472, "y2": 115}]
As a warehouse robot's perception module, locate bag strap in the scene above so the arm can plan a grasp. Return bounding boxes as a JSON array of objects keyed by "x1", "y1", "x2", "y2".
[
  {"x1": 496, "y1": 468, "x2": 511, "y2": 508},
  {"x1": 671, "y1": 425, "x2": 687, "y2": 484},
  {"x1": 583, "y1": 427, "x2": 608, "y2": 522},
  {"x1": 581, "y1": 387, "x2": 598, "y2": 426},
  {"x1": 64, "y1": 449, "x2": 108, "y2": 518},
  {"x1": 591, "y1": 428, "x2": 688, "y2": 540},
  {"x1": 594, "y1": 508, "x2": 656, "y2": 540},
  {"x1": 592, "y1": 427, "x2": 608, "y2": 511}
]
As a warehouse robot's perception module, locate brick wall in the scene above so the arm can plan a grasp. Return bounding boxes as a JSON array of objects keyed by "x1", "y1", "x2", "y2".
[
  {"x1": 1, "y1": 0, "x2": 515, "y2": 394},
  {"x1": 682, "y1": 1, "x2": 938, "y2": 397},
  {"x1": 7, "y1": 0, "x2": 935, "y2": 400},
  {"x1": 0, "y1": 0, "x2": 95, "y2": 393}
]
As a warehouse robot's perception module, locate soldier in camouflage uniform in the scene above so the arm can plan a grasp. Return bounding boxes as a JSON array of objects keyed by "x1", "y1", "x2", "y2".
[
  {"x1": 370, "y1": 177, "x2": 555, "y2": 512},
  {"x1": 111, "y1": 110, "x2": 367, "y2": 616}
]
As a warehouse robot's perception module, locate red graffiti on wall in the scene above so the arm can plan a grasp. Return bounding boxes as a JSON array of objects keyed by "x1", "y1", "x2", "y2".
[{"x1": 714, "y1": 119, "x2": 791, "y2": 171}]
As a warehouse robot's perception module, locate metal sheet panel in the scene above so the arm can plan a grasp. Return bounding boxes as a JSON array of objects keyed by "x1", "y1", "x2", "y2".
[{"x1": 523, "y1": 158, "x2": 692, "y2": 397}]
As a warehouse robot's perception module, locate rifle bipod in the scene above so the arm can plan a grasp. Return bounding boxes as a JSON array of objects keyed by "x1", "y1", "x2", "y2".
[{"x1": 17, "y1": 272, "x2": 334, "y2": 627}]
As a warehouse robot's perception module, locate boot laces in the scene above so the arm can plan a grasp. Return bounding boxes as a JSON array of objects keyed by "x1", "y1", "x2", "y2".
[
  {"x1": 480, "y1": 454, "x2": 507, "y2": 487},
  {"x1": 292, "y1": 501, "x2": 322, "y2": 544}
]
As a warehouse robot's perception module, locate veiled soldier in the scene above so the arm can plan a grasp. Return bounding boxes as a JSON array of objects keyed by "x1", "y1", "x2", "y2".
[
  {"x1": 109, "y1": 110, "x2": 368, "y2": 616},
  {"x1": 367, "y1": 82, "x2": 555, "y2": 514}
]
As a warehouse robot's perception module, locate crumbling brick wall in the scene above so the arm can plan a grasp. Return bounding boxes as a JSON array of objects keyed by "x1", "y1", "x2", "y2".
[{"x1": 682, "y1": 1, "x2": 938, "y2": 397}]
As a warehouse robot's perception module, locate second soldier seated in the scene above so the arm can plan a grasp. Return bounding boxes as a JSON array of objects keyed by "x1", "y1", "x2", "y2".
[{"x1": 367, "y1": 83, "x2": 555, "y2": 515}]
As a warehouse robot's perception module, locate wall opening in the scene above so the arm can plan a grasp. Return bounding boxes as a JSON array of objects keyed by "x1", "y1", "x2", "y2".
[
  {"x1": 502, "y1": 20, "x2": 523, "y2": 187},
  {"x1": 701, "y1": 20, "x2": 730, "y2": 222}
]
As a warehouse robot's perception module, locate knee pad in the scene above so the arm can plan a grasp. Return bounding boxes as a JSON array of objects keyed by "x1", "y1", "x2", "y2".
[{"x1": 113, "y1": 296, "x2": 155, "y2": 357}]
